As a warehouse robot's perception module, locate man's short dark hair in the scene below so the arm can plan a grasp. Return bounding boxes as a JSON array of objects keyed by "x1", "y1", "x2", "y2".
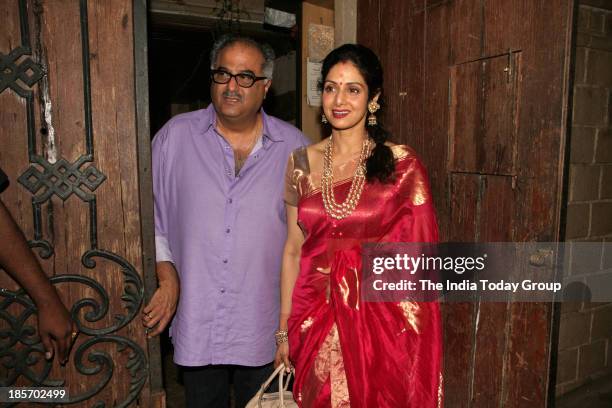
[{"x1": 210, "y1": 34, "x2": 275, "y2": 79}]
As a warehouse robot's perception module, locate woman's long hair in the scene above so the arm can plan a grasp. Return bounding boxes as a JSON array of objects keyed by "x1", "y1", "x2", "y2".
[{"x1": 319, "y1": 44, "x2": 395, "y2": 183}]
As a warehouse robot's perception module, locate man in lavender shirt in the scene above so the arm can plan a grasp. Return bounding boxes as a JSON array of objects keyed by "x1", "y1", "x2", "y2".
[{"x1": 144, "y1": 35, "x2": 309, "y2": 407}]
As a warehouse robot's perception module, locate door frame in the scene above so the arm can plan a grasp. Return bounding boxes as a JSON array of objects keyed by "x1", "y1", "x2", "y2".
[{"x1": 133, "y1": 0, "x2": 165, "y2": 405}]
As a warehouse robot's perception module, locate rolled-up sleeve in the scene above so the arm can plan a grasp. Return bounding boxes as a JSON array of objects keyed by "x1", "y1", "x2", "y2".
[{"x1": 152, "y1": 124, "x2": 174, "y2": 263}]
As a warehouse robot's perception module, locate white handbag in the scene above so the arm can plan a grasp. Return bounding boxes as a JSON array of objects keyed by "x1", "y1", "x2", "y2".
[{"x1": 245, "y1": 363, "x2": 297, "y2": 408}]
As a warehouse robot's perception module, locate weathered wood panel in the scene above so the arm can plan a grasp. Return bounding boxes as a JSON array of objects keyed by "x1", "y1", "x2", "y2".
[
  {"x1": 446, "y1": 173, "x2": 478, "y2": 408},
  {"x1": 377, "y1": 0, "x2": 406, "y2": 141},
  {"x1": 357, "y1": 0, "x2": 574, "y2": 406},
  {"x1": 401, "y1": 2, "x2": 425, "y2": 153},
  {"x1": 449, "y1": 54, "x2": 520, "y2": 175},
  {"x1": 355, "y1": 0, "x2": 380, "y2": 52},
  {"x1": 0, "y1": 1, "x2": 160, "y2": 406},
  {"x1": 478, "y1": 175, "x2": 515, "y2": 242},
  {"x1": 450, "y1": 0, "x2": 482, "y2": 65},
  {"x1": 422, "y1": 2, "x2": 451, "y2": 243},
  {"x1": 471, "y1": 175, "x2": 514, "y2": 407}
]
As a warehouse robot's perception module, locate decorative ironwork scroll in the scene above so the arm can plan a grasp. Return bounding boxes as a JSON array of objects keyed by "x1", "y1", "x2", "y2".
[{"x1": 0, "y1": 1, "x2": 147, "y2": 406}]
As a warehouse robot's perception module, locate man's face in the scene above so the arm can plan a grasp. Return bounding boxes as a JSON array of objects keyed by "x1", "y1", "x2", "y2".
[{"x1": 211, "y1": 43, "x2": 271, "y2": 122}]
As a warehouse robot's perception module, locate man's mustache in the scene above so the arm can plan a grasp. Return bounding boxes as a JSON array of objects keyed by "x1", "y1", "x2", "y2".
[{"x1": 222, "y1": 90, "x2": 242, "y2": 100}]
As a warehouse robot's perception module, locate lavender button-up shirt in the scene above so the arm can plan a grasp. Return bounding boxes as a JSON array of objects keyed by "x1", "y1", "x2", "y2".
[{"x1": 152, "y1": 105, "x2": 309, "y2": 366}]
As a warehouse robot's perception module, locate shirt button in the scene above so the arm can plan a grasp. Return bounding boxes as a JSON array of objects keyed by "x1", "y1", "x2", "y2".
[
  {"x1": 226, "y1": 228, "x2": 231, "y2": 233},
  {"x1": 220, "y1": 288, "x2": 226, "y2": 294},
  {"x1": 223, "y1": 259, "x2": 228, "y2": 264},
  {"x1": 228, "y1": 198, "x2": 233, "y2": 204}
]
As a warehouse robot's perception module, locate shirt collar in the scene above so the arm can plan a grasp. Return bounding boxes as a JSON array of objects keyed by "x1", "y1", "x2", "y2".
[{"x1": 201, "y1": 104, "x2": 283, "y2": 145}]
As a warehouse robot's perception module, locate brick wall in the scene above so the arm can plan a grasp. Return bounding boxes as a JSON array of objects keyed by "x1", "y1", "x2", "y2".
[{"x1": 556, "y1": 0, "x2": 612, "y2": 397}]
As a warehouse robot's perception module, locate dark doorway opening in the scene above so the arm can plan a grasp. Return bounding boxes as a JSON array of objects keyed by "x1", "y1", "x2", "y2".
[{"x1": 148, "y1": 8, "x2": 300, "y2": 136}]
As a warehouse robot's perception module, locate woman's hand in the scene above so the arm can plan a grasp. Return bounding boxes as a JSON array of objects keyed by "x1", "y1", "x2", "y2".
[{"x1": 274, "y1": 341, "x2": 292, "y2": 373}]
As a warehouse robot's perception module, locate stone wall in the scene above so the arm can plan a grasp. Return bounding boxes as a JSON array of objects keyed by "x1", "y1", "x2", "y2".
[{"x1": 557, "y1": 0, "x2": 612, "y2": 396}]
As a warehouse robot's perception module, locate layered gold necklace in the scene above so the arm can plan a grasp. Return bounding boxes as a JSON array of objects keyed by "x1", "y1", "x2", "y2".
[{"x1": 321, "y1": 135, "x2": 372, "y2": 220}]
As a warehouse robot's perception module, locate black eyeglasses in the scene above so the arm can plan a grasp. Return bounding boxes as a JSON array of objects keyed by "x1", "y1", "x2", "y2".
[{"x1": 210, "y1": 69, "x2": 268, "y2": 88}]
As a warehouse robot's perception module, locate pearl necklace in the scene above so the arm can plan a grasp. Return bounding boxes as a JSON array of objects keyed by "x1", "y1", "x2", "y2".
[{"x1": 321, "y1": 135, "x2": 372, "y2": 220}]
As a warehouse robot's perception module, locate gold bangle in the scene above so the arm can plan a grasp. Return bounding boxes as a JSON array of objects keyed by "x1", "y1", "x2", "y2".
[{"x1": 274, "y1": 329, "x2": 288, "y2": 345}]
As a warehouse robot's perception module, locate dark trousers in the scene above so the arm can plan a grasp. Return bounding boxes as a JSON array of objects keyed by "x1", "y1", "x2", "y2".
[{"x1": 183, "y1": 362, "x2": 274, "y2": 408}]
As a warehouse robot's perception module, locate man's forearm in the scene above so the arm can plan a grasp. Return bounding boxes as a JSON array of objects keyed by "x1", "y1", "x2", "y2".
[{"x1": 156, "y1": 261, "x2": 178, "y2": 285}]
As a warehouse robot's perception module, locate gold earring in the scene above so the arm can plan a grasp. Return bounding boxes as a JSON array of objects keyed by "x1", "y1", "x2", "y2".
[
  {"x1": 368, "y1": 101, "x2": 380, "y2": 126},
  {"x1": 322, "y1": 113, "x2": 328, "y2": 124}
]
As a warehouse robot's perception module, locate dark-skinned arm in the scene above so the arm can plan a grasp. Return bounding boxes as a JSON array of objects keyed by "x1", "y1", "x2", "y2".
[{"x1": 0, "y1": 198, "x2": 76, "y2": 363}]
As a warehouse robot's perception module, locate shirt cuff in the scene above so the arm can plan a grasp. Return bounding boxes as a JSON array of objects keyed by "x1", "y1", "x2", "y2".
[{"x1": 155, "y1": 235, "x2": 174, "y2": 263}]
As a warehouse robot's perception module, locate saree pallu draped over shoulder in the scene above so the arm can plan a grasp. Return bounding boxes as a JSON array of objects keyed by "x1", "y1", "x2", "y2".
[{"x1": 286, "y1": 145, "x2": 443, "y2": 408}]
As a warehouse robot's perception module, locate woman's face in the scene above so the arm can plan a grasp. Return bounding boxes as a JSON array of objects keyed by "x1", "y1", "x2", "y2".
[{"x1": 322, "y1": 61, "x2": 371, "y2": 132}]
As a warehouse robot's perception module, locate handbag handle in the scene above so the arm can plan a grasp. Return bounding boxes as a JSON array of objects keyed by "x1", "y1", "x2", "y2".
[
  {"x1": 256, "y1": 363, "x2": 293, "y2": 407},
  {"x1": 279, "y1": 365, "x2": 286, "y2": 405}
]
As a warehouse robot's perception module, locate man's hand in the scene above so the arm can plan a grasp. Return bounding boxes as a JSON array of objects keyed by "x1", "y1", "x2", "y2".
[
  {"x1": 37, "y1": 293, "x2": 77, "y2": 364},
  {"x1": 142, "y1": 261, "x2": 179, "y2": 337}
]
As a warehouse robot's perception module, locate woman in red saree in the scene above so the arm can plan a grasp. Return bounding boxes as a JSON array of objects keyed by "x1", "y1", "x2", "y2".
[{"x1": 275, "y1": 44, "x2": 443, "y2": 407}]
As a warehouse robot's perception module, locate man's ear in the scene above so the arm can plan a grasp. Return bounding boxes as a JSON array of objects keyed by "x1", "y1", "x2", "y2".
[{"x1": 264, "y1": 79, "x2": 272, "y2": 96}]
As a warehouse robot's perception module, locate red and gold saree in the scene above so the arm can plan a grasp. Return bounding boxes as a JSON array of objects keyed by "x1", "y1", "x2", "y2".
[{"x1": 285, "y1": 145, "x2": 443, "y2": 408}]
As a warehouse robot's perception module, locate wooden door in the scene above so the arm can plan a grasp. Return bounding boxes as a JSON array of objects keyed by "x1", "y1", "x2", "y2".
[
  {"x1": 0, "y1": 1, "x2": 162, "y2": 406},
  {"x1": 358, "y1": 0, "x2": 574, "y2": 406}
]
